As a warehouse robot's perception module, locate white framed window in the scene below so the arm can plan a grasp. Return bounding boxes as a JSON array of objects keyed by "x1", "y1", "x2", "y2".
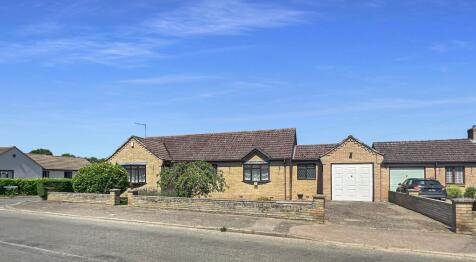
[{"x1": 445, "y1": 167, "x2": 464, "y2": 184}]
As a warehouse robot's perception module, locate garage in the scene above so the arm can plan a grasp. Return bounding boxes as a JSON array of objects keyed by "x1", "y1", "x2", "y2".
[
  {"x1": 332, "y1": 164, "x2": 373, "y2": 202},
  {"x1": 389, "y1": 167, "x2": 425, "y2": 191}
]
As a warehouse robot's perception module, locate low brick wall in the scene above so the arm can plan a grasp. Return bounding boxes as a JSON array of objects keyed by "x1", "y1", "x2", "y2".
[
  {"x1": 388, "y1": 191, "x2": 453, "y2": 227},
  {"x1": 128, "y1": 194, "x2": 325, "y2": 222},
  {"x1": 47, "y1": 190, "x2": 120, "y2": 206}
]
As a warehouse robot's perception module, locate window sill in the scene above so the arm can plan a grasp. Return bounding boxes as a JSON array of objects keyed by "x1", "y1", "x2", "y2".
[
  {"x1": 242, "y1": 180, "x2": 270, "y2": 185},
  {"x1": 445, "y1": 183, "x2": 465, "y2": 186},
  {"x1": 297, "y1": 178, "x2": 317, "y2": 181}
]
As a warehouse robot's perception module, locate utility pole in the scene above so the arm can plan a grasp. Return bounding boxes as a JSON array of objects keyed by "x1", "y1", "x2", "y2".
[{"x1": 134, "y1": 122, "x2": 147, "y2": 138}]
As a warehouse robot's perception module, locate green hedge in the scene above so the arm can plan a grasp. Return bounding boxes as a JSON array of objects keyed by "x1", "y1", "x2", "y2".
[
  {"x1": 0, "y1": 178, "x2": 73, "y2": 196},
  {"x1": 72, "y1": 162, "x2": 129, "y2": 194}
]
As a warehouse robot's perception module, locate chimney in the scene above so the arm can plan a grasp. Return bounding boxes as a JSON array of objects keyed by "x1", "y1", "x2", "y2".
[{"x1": 468, "y1": 125, "x2": 476, "y2": 140}]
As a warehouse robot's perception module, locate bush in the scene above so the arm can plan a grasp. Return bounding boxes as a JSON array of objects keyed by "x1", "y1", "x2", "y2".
[
  {"x1": 447, "y1": 186, "x2": 463, "y2": 199},
  {"x1": 159, "y1": 161, "x2": 226, "y2": 198},
  {"x1": 36, "y1": 179, "x2": 73, "y2": 199},
  {"x1": 0, "y1": 178, "x2": 73, "y2": 196},
  {"x1": 72, "y1": 162, "x2": 129, "y2": 194},
  {"x1": 464, "y1": 187, "x2": 476, "y2": 199}
]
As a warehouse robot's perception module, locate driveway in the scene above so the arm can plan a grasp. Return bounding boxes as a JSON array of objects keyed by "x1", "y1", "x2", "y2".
[{"x1": 326, "y1": 201, "x2": 450, "y2": 232}]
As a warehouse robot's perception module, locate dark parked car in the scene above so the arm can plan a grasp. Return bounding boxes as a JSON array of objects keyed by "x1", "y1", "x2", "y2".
[{"x1": 396, "y1": 178, "x2": 447, "y2": 200}]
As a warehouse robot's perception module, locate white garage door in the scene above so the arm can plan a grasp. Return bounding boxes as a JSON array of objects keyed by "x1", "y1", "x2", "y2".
[{"x1": 332, "y1": 164, "x2": 373, "y2": 202}]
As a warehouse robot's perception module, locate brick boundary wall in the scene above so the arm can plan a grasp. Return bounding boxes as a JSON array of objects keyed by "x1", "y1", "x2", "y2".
[
  {"x1": 128, "y1": 194, "x2": 325, "y2": 223},
  {"x1": 388, "y1": 191, "x2": 454, "y2": 227},
  {"x1": 47, "y1": 190, "x2": 120, "y2": 206},
  {"x1": 389, "y1": 191, "x2": 476, "y2": 235}
]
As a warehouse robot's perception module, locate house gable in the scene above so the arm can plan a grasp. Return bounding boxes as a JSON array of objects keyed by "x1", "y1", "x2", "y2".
[{"x1": 320, "y1": 136, "x2": 383, "y2": 162}]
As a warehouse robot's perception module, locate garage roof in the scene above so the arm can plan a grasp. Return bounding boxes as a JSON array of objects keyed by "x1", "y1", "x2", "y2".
[
  {"x1": 293, "y1": 144, "x2": 337, "y2": 160},
  {"x1": 373, "y1": 139, "x2": 476, "y2": 164}
]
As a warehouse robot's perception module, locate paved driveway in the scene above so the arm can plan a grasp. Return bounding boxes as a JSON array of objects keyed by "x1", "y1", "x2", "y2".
[{"x1": 326, "y1": 201, "x2": 450, "y2": 232}]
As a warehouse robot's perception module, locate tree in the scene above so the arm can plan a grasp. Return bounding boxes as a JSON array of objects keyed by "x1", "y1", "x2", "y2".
[
  {"x1": 72, "y1": 162, "x2": 129, "y2": 193},
  {"x1": 61, "y1": 153, "x2": 76, "y2": 157},
  {"x1": 159, "y1": 161, "x2": 226, "y2": 198},
  {"x1": 29, "y1": 148, "x2": 53, "y2": 155},
  {"x1": 86, "y1": 157, "x2": 105, "y2": 163}
]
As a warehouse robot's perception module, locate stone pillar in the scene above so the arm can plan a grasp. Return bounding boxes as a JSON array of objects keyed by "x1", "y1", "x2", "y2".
[
  {"x1": 108, "y1": 189, "x2": 121, "y2": 206},
  {"x1": 452, "y1": 198, "x2": 475, "y2": 234},
  {"x1": 127, "y1": 192, "x2": 135, "y2": 206},
  {"x1": 312, "y1": 194, "x2": 325, "y2": 223},
  {"x1": 407, "y1": 189, "x2": 419, "y2": 197}
]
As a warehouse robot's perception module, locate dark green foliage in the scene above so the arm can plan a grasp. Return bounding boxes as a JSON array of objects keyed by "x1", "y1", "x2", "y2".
[
  {"x1": 159, "y1": 161, "x2": 226, "y2": 198},
  {"x1": 72, "y1": 162, "x2": 129, "y2": 194},
  {"x1": 86, "y1": 157, "x2": 105, "y2": 163},
  {"x1": 447, "y1": 186, "x2": 463, "y2": 199},
  {"x1": 29, "y1": 148, "x2": 53, "y2": 155},
  {"x1": 61, "y1": 153, "x2": 76, "y2": 157},
  {"x1": 464, "y1": 187, "x2": 476, "y2": 199},
  {"x1": 0, "y1": 178, "x2": 72, "y2": 196}
]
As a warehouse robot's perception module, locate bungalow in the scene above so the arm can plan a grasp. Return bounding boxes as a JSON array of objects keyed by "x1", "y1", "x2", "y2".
[
  {"x1": 0, "y1": 147, "x2": 90, "y2": 179},
  {"x1": 108, "y1": 125, "x2": 476, "y2": 202}
]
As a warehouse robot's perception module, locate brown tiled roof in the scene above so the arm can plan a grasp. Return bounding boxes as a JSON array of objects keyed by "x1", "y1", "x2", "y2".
[
  {"x1": 0, "y1": 147, "x2": 13, "y2": 155},
  {"x1": 293, "y1": 144, "x2": 337, "y2": 160},
  {"x1": 137, "y1": 128, "x2": 296, "y2": 161},
  {"x1": 28, "y1": 154, "x2": 90, "y2": 170},
  {"x1": 373, "y1": 139, "x2": 476, "y2": 164}
]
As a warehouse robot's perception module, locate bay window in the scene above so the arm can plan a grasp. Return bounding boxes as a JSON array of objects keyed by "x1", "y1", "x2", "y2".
[{"x1": 244, "y1": 163, "x2": 269, "y2": 182}]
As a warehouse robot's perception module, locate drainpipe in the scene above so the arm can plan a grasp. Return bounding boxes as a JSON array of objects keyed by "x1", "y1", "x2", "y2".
[
  {"x1": 289, "y1": 157, "x2": 293, "y2": 200},
  {"x1": 283, "y1": 159, "x2": 287, "y2": 200}
]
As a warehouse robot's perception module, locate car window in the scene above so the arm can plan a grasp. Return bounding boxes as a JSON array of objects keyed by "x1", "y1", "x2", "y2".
[{"x1": 422, "y1": 180, "x2": 441, "y2": 186}]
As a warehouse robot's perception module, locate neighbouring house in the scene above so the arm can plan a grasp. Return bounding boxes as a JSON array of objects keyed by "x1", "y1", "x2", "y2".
[
  {"x1": 0, "y1": 147, "x2": 89, "y2": 179},
  {"x1": 373, "y1": 125, "x2": 476, "y2": 201},
  {"x1": 108, "y1": 125, "x2": 476, "y2": 202}
]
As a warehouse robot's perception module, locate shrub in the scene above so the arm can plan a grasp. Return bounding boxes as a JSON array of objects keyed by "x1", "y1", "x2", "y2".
[
  {"x1": 0, "y1": 178, "x2": 73, "y2": 196},
  {"x1": 36, "y1": 179, "x2": 73, "y2": 199},
  {"x1": 447, "y1": 186, "x2": 463, "y2": 199},
  {"x1": 159, "y1": 161, "x2": 226, "y2": 198},
  {"x1": 464, "y1": 187, "x2": 476, "y2": 199},
  {"x1": 72, "y1": 162, "x2": 129, "y2": 194}
]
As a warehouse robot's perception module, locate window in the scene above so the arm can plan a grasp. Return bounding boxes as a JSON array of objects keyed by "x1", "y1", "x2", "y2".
[
  {"x1": 64, "y1": 171, "x2": 73, "y2": 179},
  {"x1": 446, "y1": 167, "x2": 464, "y2": 184},
  {"x1": 123, "y1": 165, "x2": 146, "y2": 184},
  {"x1": 243, "y1": 164, "x2": 269, "y2": 182},
  {"x1": 297, "y1": 164, "x2": 316, "y2": 180},
  {"x1": 0, "y1": 170, "x2": 13, "y2": 178},
  {"x1": 42, "y1": 170, "x2": 50, "y2": 178}
]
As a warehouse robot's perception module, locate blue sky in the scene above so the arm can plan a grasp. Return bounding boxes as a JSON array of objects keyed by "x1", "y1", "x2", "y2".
[{"x1": 0, "y1": 0, "x2": 475, "y2": 158}]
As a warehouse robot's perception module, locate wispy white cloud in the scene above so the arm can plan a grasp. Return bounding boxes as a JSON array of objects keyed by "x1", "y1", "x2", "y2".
[
  {"x1": 210, "y1": 96, "x2": 476, "y2": 122},
  {"x1": 0, "y1": 37, "x2": 171, "y2": 66},
  {"x1": 118, "y1": 74, "x2": 218, "y2": 86},
  {"x1": 145, "y1": 0, "x2": 308, "y2": 36},
  {"x1": 430, "y1": 40, "x2": 473, "y2": 53}
]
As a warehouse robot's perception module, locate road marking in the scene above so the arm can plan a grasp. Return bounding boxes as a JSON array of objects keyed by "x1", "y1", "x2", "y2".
[{"x1": 0, "y1": 240, "x2": 106, "y2": 262}]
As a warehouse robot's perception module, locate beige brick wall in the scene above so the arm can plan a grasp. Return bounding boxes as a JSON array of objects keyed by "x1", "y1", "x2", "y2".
[
  {"x1": 108, "y1": 137, "x2": 163, "y2": 190},
  {"x1": 291, "y1": 163, "x2": 319, "y2": 201},
  {"x1": 210, "y1": 160, "x2": 289, "y2": 200},
  {"x1": 320, "y1": 138, "x2": 384, "y2": 201}
]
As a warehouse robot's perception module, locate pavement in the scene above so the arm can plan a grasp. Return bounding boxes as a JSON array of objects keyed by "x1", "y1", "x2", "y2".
[
  {"x1": 0, "y1": 207, "x2": 473, "y2": 262},
  {"x1": 2, "y1": 197, "x2": 476, "y2": 260}
]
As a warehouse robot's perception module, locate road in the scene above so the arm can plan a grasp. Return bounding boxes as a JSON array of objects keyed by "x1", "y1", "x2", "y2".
[{"x1": 0, "y1": 202, "x2": 472, "y2": 262}]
